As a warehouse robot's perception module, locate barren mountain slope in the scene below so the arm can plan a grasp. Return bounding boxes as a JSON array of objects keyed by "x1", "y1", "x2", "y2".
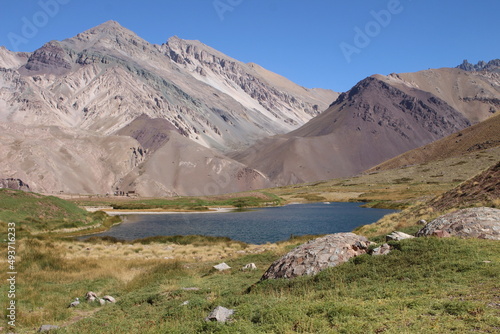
[
  {"x1": 232, "y1": 77, "x2": 472, "y2": 185},
  {"x1": 0, "y1": 21, "x2": 338, "y2": 196},
  {"x1": 0, "y1": 21, "x2": 337, "y2": 152},
  {"x1": 375, "y1": 66, "x2": 500, "y2": 123},
  {"x1": 368, "y1": 113, "x2": 500, "y2": 172},
  {"x1": 116, "y1": 131, "x2": 272, "y2": 197},
  {"x1": 0, "y1": 123, "x2": 144, "y2": 194}
]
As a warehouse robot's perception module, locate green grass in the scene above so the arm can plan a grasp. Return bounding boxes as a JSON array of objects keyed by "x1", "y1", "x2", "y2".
[
  {"x1": 72, "y1": 193, "x2": 282, "y2": 211},
  {"x1": 4, "y1": 237, "x2": 498, "y2": 333},
  {"x1": 0, "y1": 189, "x2": 120, "y2": 237}
]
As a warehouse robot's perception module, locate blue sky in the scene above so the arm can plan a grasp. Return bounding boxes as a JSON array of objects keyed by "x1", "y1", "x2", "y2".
[{"x1": 1, "y1": 0, "x2": 499, "y2": 92}]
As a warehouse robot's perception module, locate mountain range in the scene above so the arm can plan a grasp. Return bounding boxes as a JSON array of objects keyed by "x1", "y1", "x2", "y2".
[{"x1": 0, "y1": 21, "x2": 498, "y2": 196}]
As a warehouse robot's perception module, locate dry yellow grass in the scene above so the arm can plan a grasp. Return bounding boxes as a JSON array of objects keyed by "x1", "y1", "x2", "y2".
[{"x1": 61, "y1": 240, "x2": 280, "y2": 263}]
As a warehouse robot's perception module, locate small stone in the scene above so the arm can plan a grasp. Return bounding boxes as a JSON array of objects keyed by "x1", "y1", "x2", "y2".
[
  {"x1": 386, "y1": 231, "x2": 415, "y2": 241},
  {"x1": 213, "y1": 262, "x2": 231, "y2": 271},
  {"x1": 102, "y1": 295, "x2": 116, "y2": 303},
  {"x1": 205, "y1": 306, "x2": 234, "y2": 323},
  {"x1": 371, "y1": 243, "x2": 391, "y2": 256},
  {"x1": 99, "y1": 298, "x2": 106, "y2": 306},
  {"x1": 38, "y1": 325, "x2": 60, "y2": 332},
  {"x1": 181, "y1": 301, "x2": 190, "y2": 306},
  {"x1": 68, "y1": 297, "x2": 80, "y2": 308},
  {"x1": 181, "y1": 287, "x2": 200, "y2": 291},
  {"x1": 85, "y1": 291, "x2": 98, "y2": 302},
  {"x1": 418, "y1": 219, "x2": 427, "y2": 225},
  {"x1": 241, "y1": 263, "x2": 257, "y2": 271}
]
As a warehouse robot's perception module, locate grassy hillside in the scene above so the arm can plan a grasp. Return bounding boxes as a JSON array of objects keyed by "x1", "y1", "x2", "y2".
[
  {"x1": 0, "y1": 189, "x2": 116, "y2": 234},
  {"x1": 368, "y1": 113, "x2": 500, "y2": 172},
  {"x1": 267, "y1": 146, "x2": 500, "y2": 209},
  {"x1": 354, "y1": 161, "x2": 500, "y2": 239}
]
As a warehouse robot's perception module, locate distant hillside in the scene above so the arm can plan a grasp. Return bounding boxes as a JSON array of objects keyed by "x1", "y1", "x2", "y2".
[
  {"x1": 232, "y1": 76, "x2": 471, "y2": 186},
  {"x1": 429, "y1": 161, "x2": 500, "y2": 212},
  {"x1": 0, "y1": 188, "x2": 89, "y2": 226},
  {"x1": 368, "y1": 113, "x2": 500, "y2": 172}
]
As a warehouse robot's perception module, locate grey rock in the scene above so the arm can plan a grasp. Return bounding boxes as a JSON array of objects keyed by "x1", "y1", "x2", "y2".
[
  {"x1": 38, "y1": 325, "x2": 60, "y2": 332},
  {"x1": 85, "y1": 291, "x2": 98, "y2": 302},
  {"x1": 205, "y1": 306, "x2": 234, "y2": 323},
  {"x1": 68, "y1": 297, "x2": 80, "y2": 308},
  {"x1": 213, "y1": 262, "x2": 231, "y2": 271},
  {"x1": 99, "y1": 298, "x2": 106, "y2": 306},
  {"x1": 418, "y1": 219, "x2": 427, "y2": 225},
  {"x1": 371, "y1": 243, "x2": 391, "y2": 256},
  {"x1": 261, "y1": 233, "x2": 372, "y2": 280},
  {"x1": 416, "y1": 207, "x2": 500, "y2": 240},
  {"x1": 241, "y1": 263, "x2": 257, "y2": 271},
  {"x1": 102, "y1": 295, "x2": 116, "y2": 303},
  {"x1": 386, "y1": 231, "x2": 415, "y2": 241}
]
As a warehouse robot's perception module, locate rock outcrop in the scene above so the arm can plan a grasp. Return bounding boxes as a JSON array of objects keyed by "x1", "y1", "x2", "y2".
[
  {"x1": 261, "y1": 233, "x2": 372, "y2": 280},
  {"x1": 0, "y1": 178, "x2": 30, "y2": 191},
  {"x1": 416, "y1": 207, "x2": 500, "y2": 240}
]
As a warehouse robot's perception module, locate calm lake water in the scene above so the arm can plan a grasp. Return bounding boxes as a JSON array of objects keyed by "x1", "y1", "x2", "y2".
[{"x1": 87, "y1": 203, "x2": 396, "y2": 244}]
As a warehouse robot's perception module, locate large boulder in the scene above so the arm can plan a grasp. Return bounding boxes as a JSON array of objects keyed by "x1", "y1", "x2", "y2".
[
  {"x1": 261, "y1": 233, "x2": 371, "y2": 280},
  {"x1": 416, "y1": 207, "x2": 500, "y2": 240}
]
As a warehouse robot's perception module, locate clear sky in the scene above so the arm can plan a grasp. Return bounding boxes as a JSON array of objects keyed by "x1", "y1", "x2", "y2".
[{"x1": 1, "y1": 0, "x2": 499, "y2": 92}]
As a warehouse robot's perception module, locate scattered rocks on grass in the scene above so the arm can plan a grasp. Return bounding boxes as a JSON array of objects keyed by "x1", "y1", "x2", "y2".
[
  {"x1": 386, "y1": 231, "x2": 415, "y2": 241},
  {"x1": 261, "y1": 233, "x2": 372, "y2": 280},
  {"x1": 205, "y1": 306, "x2": 234, "y2": 323},
  {"x1": 213, "y1": 262, "x2": 231, "y2": 271},
  {"x1": 416, "y1": 207, "x2": 500, "y2": 240}
]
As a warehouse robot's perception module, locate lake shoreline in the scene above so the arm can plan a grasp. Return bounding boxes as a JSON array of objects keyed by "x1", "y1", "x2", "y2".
[{"x1": 103, "y1": 207, "x2": 235, "y2": 215}]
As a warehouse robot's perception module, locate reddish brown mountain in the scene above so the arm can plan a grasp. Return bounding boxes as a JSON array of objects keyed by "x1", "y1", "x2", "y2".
[{"x1": 231, "y1": 76, "x2": 472, "y2": 186}]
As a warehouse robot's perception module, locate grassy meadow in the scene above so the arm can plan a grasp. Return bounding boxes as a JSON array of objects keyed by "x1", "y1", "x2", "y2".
[
  {"x1": 1, "y1": 147, "x2": 499, "y2": 333},
  {"x1": 1, "y1": 236, "x2": 499, "y2": 333}
]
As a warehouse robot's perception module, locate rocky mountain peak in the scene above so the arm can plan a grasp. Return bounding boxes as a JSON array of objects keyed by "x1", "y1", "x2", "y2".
[
  {"x1": 22, "y1": 40, "x2": 73, "y2": 74},
  {"x1": 63, "y1": 20, "x2": 152, "y2": 55},
  {"x1": 457, "y1": 59, "x2": 500, "y2": 73}
]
